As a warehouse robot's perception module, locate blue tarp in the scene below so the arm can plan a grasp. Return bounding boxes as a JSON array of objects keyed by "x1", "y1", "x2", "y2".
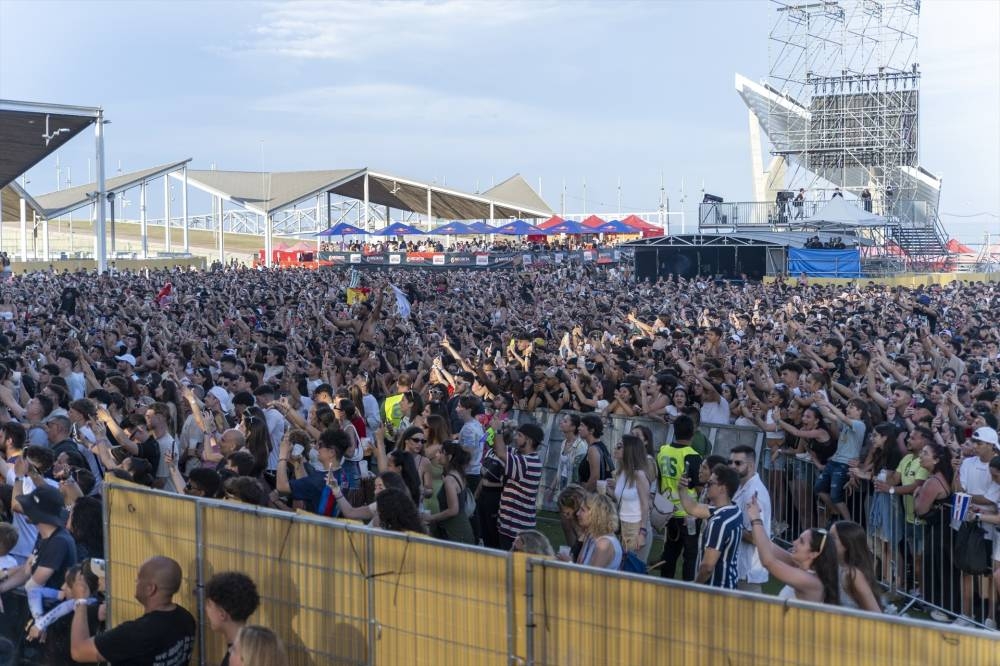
[{"x1": 787, "y1": 248, "x2": 861, "y2": 277}]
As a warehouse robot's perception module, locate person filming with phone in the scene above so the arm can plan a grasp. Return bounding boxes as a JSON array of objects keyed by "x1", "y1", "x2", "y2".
[{"x1": 654, "y1": 414, "x2": 703, "y2": 580}]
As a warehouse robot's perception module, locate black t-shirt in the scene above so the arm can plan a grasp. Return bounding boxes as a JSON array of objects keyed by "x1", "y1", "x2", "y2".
[
  {"x1": 32, "y1": 527, "x2": 77, "y2": 591},
  {"x1": 94, "y1": 606, "x2": 196, "y2": 666},
  {"x1": 52, "y1": 439, "x2": 87, "y2": 470}
]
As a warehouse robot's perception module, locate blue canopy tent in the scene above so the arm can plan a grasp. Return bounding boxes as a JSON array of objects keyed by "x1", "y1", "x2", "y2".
[
  {"x1": 495, "y1": 219, "x2": 545, "y2": 235},
  {"x1": 543, "y1": 219, "x2": 589, "y2": 235},
  {"x1": 375, "y1": 222, "x2": 425, "y2": 236},
  {"x1": 430, "y1": 221, "x2": 471, "y2": 235},
  {"x1": 465, "y1": 221, "x2": 498, "y2": 234},
  {"x1": 316, "y1": 221, "x2": 368, "y2": 236},
  {"x1": 593, "y1": 219, "x2": 640, "y2": 234}
]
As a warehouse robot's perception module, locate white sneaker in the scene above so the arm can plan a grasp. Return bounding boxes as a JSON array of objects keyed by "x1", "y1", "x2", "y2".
[
  {"x1": 883, "y1": 603, "x2": 899, "y2": 615},
  {"x1": 985, "y1": 618, "x2": 996, "y2": 630},
  {"x1": 929, "y1": 609, "x2": 952, "y2": 623},
  {"x1": 952, "y1": 618, "x2": 974, "y2": 628}
]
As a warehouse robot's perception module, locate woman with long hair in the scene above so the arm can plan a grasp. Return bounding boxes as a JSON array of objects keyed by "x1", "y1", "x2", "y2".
[
  {"x1": 332, "y1": 471, "x2": 413, "y2": 528},
  {"x1": 376, "y1": 487, "x2": 427, "y2": 534},
  {"x1": 611, "y1": 435, "x2": 652, "y2": 562},
  {"x1": 68, "y1": 496, "x2": 104, "y2": 561},
  {"x1": 831, "y1": 520, "x2": 881, "y2": 612},
  {"x1": 230, "y1": 625, "x2": 287, "y2": 666},
  {"x1": 425, "y1": 441, "x2": 475, "y2": 544},
  {"x1": 913, "y1": 441, "x2": 959, "y2": 616},
  {"x1": 241, "y1": 406, "x2": 271, "y2": 478},
  {"x1": 746, "y1": 496, "x2": 840, "y2": 604},
  {"x1": 850, "y1": 422, "x2": 901, "y2": 585},
  {"x1": 399, "y1": 425, "x2": 434, "y2": 502},
  {"x1": 575, "y1": 493, "x2": 624, "y2": 570}
]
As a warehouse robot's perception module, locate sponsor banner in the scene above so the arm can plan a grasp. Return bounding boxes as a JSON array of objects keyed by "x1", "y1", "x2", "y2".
[
  {"x1": 583, "y1": 250, "x2": 595, "y2": 262},
  {"x1": 432, "y1": 254, "x2": 446, "y2": 266},
  {"x1": 349, "y1": 254, "x2": 362, "y2": 264},
  {"x1": 475, "y1": 254, "x2": 489, "y2": 266},
  {"x1": 448, "y1": 254, "x2": 473, "y2": 265},
  {"x1": 389, "y1": 254, "x2": 403, "y2": 265}
]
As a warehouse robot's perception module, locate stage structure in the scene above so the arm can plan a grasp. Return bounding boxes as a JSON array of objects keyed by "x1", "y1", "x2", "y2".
[{"x1": 735, "y1": 0, "x2": 948, "y2": 261}]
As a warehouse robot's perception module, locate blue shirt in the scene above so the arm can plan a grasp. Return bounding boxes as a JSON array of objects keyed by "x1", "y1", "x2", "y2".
[{"x1": 699, "y1": 504, "x2": 743, "y2": 589}]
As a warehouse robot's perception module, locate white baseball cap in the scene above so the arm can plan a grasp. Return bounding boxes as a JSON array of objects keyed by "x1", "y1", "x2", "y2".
[{"x1": 971, "y1": 427, "x2": 999, "y2": 448}]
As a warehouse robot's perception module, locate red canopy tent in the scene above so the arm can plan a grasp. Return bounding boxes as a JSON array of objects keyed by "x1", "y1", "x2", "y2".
[
  {"x1": 622, "y1": 214, "x2": 664, "y2": 238},
  {"x1": 538, "y1": 215, "x2": 566, "y2": 230},
  {"x1": 580, "y1": 215, "x2": 606, "y2": 229},
  {"x1": 946, "y1": 238, "x2": 974, "y2": 254}
]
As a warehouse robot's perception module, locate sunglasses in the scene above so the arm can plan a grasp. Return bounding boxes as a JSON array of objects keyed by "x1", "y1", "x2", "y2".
[
  {"x1": 409, "y1": 437, "x2": 427, "y2": 444},
  {"x1": 728, "y1": 460, "x2": 746, "y2": 467}
]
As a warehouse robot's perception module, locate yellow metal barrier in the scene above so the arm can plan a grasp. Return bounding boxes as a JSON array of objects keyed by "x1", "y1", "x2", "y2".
[
  {"x1": 526, "y1": 559, "x2": 999, "y2": 666},
  {"x1": 104, "y1": 480, "x2": 999, "y2": 666}
]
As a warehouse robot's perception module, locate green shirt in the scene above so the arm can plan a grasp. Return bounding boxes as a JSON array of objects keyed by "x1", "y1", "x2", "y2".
[{"x1": 896, "y1": 453, "x2": 929, "y2": 525}]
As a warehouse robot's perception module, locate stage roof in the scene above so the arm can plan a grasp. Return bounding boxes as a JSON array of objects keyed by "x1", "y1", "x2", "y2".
[
  {"x1": 182, "y1": 168, "x2": 552, "y2": 220},
  {"x1": 32, "y1": 159, "x2": 192, "y2": 219},
  {"x1": 625, "y1": 230, "x2": 875, "y2": 249},
  {"x1": 0, "y1": 99, "x2": 101, "y2": 190}
]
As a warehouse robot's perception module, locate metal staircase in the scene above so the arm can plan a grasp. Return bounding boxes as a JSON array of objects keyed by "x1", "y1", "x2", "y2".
[{"x1": 886, "y1": 202, "x2": 949, "y2": 261}]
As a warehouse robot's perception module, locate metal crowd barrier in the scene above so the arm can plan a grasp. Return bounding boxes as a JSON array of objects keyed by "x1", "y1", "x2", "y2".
[
  {"x1": 103, "y1": 479, "x2": 1000, "y2": 666},
  {"x1": 766, "y1": 455, "x2": 997, "y2": 629},
  {"x1": 507, "y1": 410, "x2": 764, "y2": 511}
]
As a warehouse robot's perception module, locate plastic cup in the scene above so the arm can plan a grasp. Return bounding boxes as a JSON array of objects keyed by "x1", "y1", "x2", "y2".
[
  {"x1": 359, "y1": 460, "x2": 369, "y2": 478},
  {"x1": 596, "y1": 480, "x2": 608, "y2": 495},
  {"x1": 558, "y1": 546, "x2": 571, "y2": 558}
]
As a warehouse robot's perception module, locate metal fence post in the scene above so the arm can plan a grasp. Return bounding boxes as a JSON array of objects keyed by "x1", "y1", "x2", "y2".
[
  {"x1": 366, "y1": 528, "x2": 376, "y2": 666},
  {"x1": 525, "y1": 559, "x2": 535, "y2": 666},
  {"x1": 506, "y1": 554, "x2": 515, "y2": 665},
  {"x1": 195, "y1": 500, "x2": 206, "y2": 666},
  {"x1": 102, "y1": 484, "x2": 113, "y2": 624}
]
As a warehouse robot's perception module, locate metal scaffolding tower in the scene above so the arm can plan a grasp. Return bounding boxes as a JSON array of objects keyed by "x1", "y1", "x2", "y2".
[{"x1": 767, "y1": 0, "x2": 921, "y2": 206}]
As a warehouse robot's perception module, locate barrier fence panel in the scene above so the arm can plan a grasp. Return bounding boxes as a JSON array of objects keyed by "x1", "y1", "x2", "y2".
[
  {"x1": 525, "y1": 558, "x2": 999, "y2": 666},
  {"x1": 200, "y1": 504, "x2": 371, "y2": 665},
  {"x1": 104, "y1": 481, "x2": 202, "y2": 660},
  {"x1": 369, "y1": 530, "x2": 513, "y2": 665}
]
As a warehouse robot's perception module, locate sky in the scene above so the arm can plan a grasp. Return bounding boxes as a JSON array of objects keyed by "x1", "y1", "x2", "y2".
[{"x1": 1, "y1": 0, "x2": 998, "y2": 244}]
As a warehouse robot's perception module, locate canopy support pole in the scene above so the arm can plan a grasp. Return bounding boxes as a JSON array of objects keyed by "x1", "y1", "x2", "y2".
[
  {"x1": 42, "y1": 215, "x2": 49, "y2": 262},
  {"x1": 140, "y1": 180, "x2": 148, "y2": 258},
  {"x1": 426, "y1": 187, "x2": 432, "y2": 227},
  {"x1": 264, "y1": 213, "x2": 273, "y2": 268},
  {"x1": 216, "y1": 196, "x2": 224, "y2": 266},
  {"x1": 489, "y1": 202, "x2": 494, "y2": 227},
  {"x1": 163, "y1": 177, "x2": 171, "y2": 253},
  {"x1": 95, "y1": 110, "x2": 107, "y2": 274},
  {"x1": 18, "y1": 198, "x2": 27, "y2": 262},
  {"x1": 316, "y1": 195, "x2": 322, "y2": 253},
  {"x1": 363, "y1": 173, "x2": 370, "y2": 231},
  {"x1": 182, "y1": 166, "x2": 189, "y2": 253}
]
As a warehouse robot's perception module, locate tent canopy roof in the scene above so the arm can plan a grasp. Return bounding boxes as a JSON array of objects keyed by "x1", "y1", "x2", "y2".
[
  {"x1": 802, "y1": 197, "x2": 886, "y2": 228},
  {"x1": 626, "y1": 230, "x2": 874, "y2": 249},
  {"x1": 183, "y1": 168, "x2": 552, "y2": 220},
  {"x1": 0, "y1": 99, "x2": 100, "y2": 190},
  {"x1": 32, "y1": 159, "x2": 192, "y2": 219}
]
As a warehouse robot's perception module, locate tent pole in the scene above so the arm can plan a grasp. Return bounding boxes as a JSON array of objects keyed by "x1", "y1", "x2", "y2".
[
  {"x1": 182, "y1": 166, "x2": 190, "y2": 253},
  {"x1": 426, "y1": 187, "x2": 432, "y2": 228},
  {"x1": 95, "y1": 110, "x2": 107, "y2": 274},
  {"x1": 140, "y1": 181, "x2": 148, "y2": 258},
  {"x1": 164, "y1": 177, "x2": 171, "y2": 253},
  {"x1": 265, "y1": 213, "x2": 273, "y2": 268},
  {"x1": 18, "y1": 198, "x2": 27, "y2": 262},
  {"x1": 363, "y1": 173, "x2": 370, "y2": 231}
]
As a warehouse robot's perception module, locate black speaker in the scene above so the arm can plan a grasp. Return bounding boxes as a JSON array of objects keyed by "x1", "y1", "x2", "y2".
[
  {"x1": 702, "y1": 193, "x2": 724, "y2": 204},
  {"x1": 776, "y1": 190, "x2": 795, "y2": 203}
]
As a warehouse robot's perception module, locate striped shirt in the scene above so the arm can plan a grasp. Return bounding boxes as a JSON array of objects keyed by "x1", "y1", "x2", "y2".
[
  {"x1": 498, "y1": 450, "x2": 543, "y2": 538},
  {"x1": 698, "y1": 504, "x2": 743, "y2": 589}
]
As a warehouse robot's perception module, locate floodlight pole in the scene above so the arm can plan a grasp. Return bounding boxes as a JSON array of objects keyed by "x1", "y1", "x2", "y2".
[
  {"x1": 181, "y1": 166, "x2": 189, "y2": 253},
  {"x1": 95, "y1": 110, "x2": 107, "y2": 274},
  {"x1": 140, "y1": 181, "x2": 148, "y2": 258}
]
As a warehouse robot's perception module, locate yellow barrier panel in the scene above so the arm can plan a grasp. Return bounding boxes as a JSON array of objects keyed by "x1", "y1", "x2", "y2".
[
  {"x1": 370, "y1": 530, "x2": 510, "y2": 665},
  {"x1": 201, "y1": 503, "x2": 370, "y2": 665},
  {"x1": 105, "y1": 481, "x2": 201, "y2": 658},
  {"x1": 106, "y1": 480, "x2": 1000, "y2": 666},
  {"x1": 765, "y1": 272, "x2": 1000, "y2": 287},
  {"x1": 527, "y1": 559, "x2": 999, "y2": 666}
]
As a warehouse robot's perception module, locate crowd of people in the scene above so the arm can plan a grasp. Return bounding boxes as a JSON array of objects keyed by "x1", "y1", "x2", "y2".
[
  {"x1": 317, "y1": 236, "x2": 611, "y2": 254},
  {"x1": 0, "y1": 258, "x2": 999, "y2": 662}
]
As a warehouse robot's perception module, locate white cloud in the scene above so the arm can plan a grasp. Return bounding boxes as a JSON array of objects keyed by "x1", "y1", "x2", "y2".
[{"x1": 231, "y1": 0, "x2": 567, "y2": 60}]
